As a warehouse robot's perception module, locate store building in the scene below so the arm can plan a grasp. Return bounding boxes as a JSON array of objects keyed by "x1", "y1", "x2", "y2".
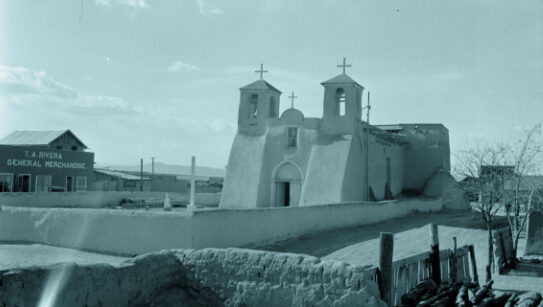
[
  {"x1": 94, "y1": 168, "x2": 151, "y2": 192},
  {"x1": 0, "y1": 130, "x2": 94, "y2": 192}
]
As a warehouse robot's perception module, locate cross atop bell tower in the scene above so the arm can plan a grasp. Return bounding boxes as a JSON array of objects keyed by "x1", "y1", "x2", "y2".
[
  {"x1": 321, "y1": 58, "x2": 364, "y2": 135},
  {"x1": 254, "y1": 63, "x2": 268, "y2": 80},
  {"x1": 238, "y1": 63, "x2": 282, "y2": 135},
  {"x1": 336, "y1": 57, "x2": 352, "y2": 75}
]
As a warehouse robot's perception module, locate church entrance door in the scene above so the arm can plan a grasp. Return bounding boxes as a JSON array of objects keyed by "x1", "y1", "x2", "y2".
[
  {"x1": 275, "y1": 181, "x2": 290, "y2": 206},
  {"x1": 273, "y1": 162, "x2": 302, "y2": 207}
]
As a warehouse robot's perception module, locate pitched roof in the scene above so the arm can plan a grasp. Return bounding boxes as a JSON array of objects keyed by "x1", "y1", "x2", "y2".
[
  {"x1": 95, "y1": 169, "x2": 151, "y2": 181},
  {"x1": 240, "y1": 80, "x2": 282, "y2": 93},
  {"x1": 0, "y1": 130, "x2": 87, "y2": 148},
  {"x1": 321, "y1": 74, "x2": 364, "y2": 88},
  {"x1": 98, "y1": 162, "x2": 226, "y2": 178}
]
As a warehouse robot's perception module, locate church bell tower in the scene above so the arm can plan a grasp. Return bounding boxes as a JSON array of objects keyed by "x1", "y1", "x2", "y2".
[
  {"x1": 238, "y1": 64, "x2": 282, "y2": 136},
  {"x1": 321, "y1": 58, "x2": 364, "y2": 135}
]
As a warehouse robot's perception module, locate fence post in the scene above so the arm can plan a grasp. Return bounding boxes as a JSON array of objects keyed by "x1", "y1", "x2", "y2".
[
  {"x1": 379, "y1": 232, "x2": 394, "y2": 305},
  {"x1": 430, "y1": 223, "x2": 441, "y2": 284},
  {"x1": 468, "y1": 245, "x2": 479, "y2": 285},
  {"x1": 451, "y1": 237, "x2": 457, "y2": 283}
]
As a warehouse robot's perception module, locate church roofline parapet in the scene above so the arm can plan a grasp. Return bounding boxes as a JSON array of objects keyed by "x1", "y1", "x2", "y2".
[
  {"x1": 361, "y1": 122, "x2": 408, "y2": 145},
  {"x1": 240, "y1": 79, "x2": 282, "y2": 93},
  {"x1": 321, "y1": 74, "x2": 364, "y2": 89}
]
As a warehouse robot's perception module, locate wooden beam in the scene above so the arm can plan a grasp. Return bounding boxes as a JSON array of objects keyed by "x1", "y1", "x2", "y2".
[
  {"x1": 378, "y1": 232, "x2": 394, "y2": 305},
  {"x1": 430, "y1": 223, "x2": 441, "y2": 284},
  {"x1": 468, "y1": 244, "x2": 479, "y2": 284}
]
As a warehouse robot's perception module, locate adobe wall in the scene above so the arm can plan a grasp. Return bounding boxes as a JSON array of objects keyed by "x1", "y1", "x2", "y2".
[
  {"x1": 525, "y1": 211, "x2": 543, "y2": 255},
  {"x1": 219, "y1": 133, "x2": 267, "y2": 208},
  {"x1": 366, "y1": 132, "x2": 404, "y2": 200},
  {"x1": 300, "y1": 134, "x2": 353, "y2": 205},
  {"x1": 0, "y1": 249, "x2": 385, "y2": 307},
  {"x1": 401, "y1": 124, "x2": 450, "y2": 191},
  {"x1": 0, "y1": 198, "x2": 442, "y2": 255},
  {"x1": 422, "y1": 169, "x2": 469, "y2": 210},
  {"x1": 0, "y1": 191, "x2": 221, "y2": 208}
]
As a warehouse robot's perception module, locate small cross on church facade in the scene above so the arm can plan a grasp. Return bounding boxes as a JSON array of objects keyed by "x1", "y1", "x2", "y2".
[
  {"x1": 288, "y1": 92, "x2": 298, "y2": 109},
  {"x1": 255, "y1": 63, "x2": 268, "y2": 80},
  {"x1": 337, "y1": 57, "x2": 352, "y2": 75}
]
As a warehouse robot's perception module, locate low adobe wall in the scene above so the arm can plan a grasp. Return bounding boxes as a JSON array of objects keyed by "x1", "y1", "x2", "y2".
[
  {"x1": 191, "y1": 198, "x2": 442, "y2": 249},
  {"x1": 0, "y1": 191, "x2": 221, "y2": 208},
  {"x1": 525, "y1": 211, "x2": 543, "y2": 255},
  {"x1": 0, "y1": 197, "x2": 442, "y2": 255},
  {"x1": 0, "y1": 248, "x2": 385, "y2": 307}
]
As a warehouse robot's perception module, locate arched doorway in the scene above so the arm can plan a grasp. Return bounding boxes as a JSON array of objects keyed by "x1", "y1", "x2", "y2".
[{"x1": 273, "y1": 162, "x2": 302, "y2": 207}]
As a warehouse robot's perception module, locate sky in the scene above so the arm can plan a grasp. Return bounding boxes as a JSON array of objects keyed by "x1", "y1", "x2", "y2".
[{"x1": 0, "y1": 0, "x2": 542, "y2": 169}]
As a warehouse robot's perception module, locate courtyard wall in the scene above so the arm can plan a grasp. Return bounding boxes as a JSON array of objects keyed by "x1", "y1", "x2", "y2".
[
  {"x1": 0, "y1": 191, "x2": 221, "y2": 208},
  {"x1": 0, "y1": 197, "x2": 442, "y2": 256}
]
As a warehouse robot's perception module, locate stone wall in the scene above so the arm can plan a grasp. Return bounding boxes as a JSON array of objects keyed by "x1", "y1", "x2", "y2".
[
  {"x1": 0, "y1": 248, "x2": 385, "y2": 307},
  {"x1": 0, "y1": 198, "x2": 442, "y2": 256}
]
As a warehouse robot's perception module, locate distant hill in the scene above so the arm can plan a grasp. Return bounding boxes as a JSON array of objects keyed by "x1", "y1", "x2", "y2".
[{"x1": 95, "y1": 162, "x2": 226, "y2": 178}]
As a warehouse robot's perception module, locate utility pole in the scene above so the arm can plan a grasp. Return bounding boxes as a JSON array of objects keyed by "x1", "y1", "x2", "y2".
[
  {"x1": 150, "y1": 157, "x2": 156, "y2": 192},
  {"x1": 362, "y1": 91, "x2": 371, "y2": 201},
  {"x1": 188, "y1": 156, "x2": 196, "y2": 210},
  {"x1": 140, "y1": 158, "x2": 143, "y2": 192},
  {"x1": 150, "y1": 157, "x2": 156, "y2": 178}
]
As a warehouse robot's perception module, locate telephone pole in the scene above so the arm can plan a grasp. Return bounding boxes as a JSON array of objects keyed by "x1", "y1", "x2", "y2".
[
  {"x1": 150, "y1": 157, "x2": 156, "y2": 178},
  {"x1": 140, "y1": 158, "x2": 143, "y2": 192},
  {"x1": 363, "y1": 91, "x2": 371, "y2": 201},
  {"x1": 150, "y1": 157, "x2": 156, "y2": 192}
]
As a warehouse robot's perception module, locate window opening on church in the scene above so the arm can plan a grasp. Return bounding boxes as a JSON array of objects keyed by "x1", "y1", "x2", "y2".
[
  {"x1": 249, "y1": 94, "x2": 258, "y2": 119},
  {"x1": 269, "y1": 96, "x2": 277, "y2": 118},
  {"x1": 335, "y1": 88, "x2": 346, "y2": 116},
  {"x1": 287, "y1": 127, "x2": 297, "y2": 148}
]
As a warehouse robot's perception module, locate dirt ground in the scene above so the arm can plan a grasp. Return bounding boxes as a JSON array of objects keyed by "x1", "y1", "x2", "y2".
[
  {"x1": 0, "y1": 244, "x2": 127, "y2": 270},
  {"x1": 257, "y1": 209, "x2": 543, "y2": 293}
]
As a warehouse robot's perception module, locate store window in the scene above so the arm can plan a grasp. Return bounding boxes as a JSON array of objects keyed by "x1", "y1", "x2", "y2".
[
  {"x1": 14, "y1": 174, "x2": 31, "y2": 192},
  {"x1": 0, "y1": 173, "x2": 13, "y2": 192},
  {"x1": 76, "y1": 176, "x2": 87, "y2": 192},
  {"x1": 35, "y1": 175, "x2": 52, "y2": 192}
]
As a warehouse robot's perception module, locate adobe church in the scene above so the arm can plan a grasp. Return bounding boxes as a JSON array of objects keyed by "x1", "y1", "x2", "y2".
[{"x1": 220, "y1": 60, "x2": 461, "y2": 208}]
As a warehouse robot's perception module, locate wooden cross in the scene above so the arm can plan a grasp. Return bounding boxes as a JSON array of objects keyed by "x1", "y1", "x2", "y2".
[
  {"x1": 255, "y1": 63, "x2": 268, "y2": 80},
  {"x1": 288, "y1": 92, "x2": 298, "y2": 108},
  {"x1": 337, "y1": 57, "x2": 352, "y2": 74}
]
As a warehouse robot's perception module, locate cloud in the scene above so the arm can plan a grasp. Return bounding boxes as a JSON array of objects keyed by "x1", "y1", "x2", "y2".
[
  {"x1": 0, "y1": 65, "x2": 136, "y2": 116},
  {"x1": 95, "y1": 0, "x2": 149, "y2": 9},
  {"x1": 196, "y1": 0, "x2": 224, "y2": 15},
  {"x1": 167, "y1": 60, "x2": 199, "y2": 73}
]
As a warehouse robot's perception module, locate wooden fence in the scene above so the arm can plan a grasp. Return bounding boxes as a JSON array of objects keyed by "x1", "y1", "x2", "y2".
[
  {"x1": 368, "y1": 225, "x2": 479, "y2": 306},
  {"x1": 386, "y1": 245, "x2": 475, "y2": 305}
]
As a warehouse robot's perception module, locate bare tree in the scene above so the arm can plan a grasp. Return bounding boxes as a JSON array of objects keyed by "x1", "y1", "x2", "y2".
[
  {"x1": 505, "y1": 124, "x2": 543, "y2": 262},
  {"x1": 455, "y1": 143, "x2": 510, "y2": 281}
]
